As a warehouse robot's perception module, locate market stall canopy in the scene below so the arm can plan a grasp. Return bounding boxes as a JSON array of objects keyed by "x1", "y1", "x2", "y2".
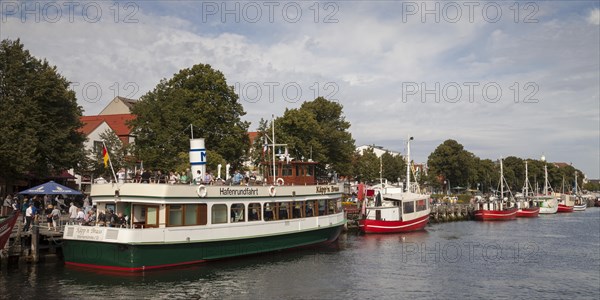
[{"x1": 18, "y1": 181, "x2": 82, "y2": 195}]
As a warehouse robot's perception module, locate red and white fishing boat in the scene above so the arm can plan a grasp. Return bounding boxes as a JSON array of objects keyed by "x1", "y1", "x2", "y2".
[
  {"x1": 359, "y1": 137, "x2": 430, "y2": 234},
  {"x1": 0, "y1": 211, "x2": 19, "y2": 249},
  {"x1": 474, "y1": 158, "x2": 518, "y2": 221},
  {"x1": 557, "y1": 194, "x2": 575, "y2": 213},
  {"x1": 516, "y1": 161, "x2": 539, "y2": 218},
  {"x1": 516, "y1": 206, "x2": 540, "y2": 218},
  {"x1": 474, "y1": 198, "x2": 518, "y2": 221},
  {"x1": 557, "y1": 203, "x2": 574, "y2": 213}
]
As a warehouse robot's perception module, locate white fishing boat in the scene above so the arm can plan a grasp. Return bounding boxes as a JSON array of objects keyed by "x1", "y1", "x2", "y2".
[{"x1": 536, "y1": 159, "x2": 558, "y2": 214}]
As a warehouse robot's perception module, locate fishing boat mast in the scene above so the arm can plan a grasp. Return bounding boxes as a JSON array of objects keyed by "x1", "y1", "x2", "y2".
[{"x1": 406, "y1": 136, "x2": 413, "y2": 193}]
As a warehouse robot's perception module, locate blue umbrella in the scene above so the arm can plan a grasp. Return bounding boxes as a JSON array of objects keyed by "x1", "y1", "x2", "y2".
[{"x1": 18, "y1": 181, "x2": 82, "y2": 195}]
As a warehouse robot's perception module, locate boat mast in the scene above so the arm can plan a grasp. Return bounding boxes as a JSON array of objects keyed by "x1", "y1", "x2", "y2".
[
  {"x1": 574, "y1": 172, "x2": 578, "y2": 195},
  {"x1": 542, "y1": 155, "x2": 548, "y2": 195},
  {"x1": 543, "y1": 165, "x2": 548, "y2": 195},
  {"x1": 406, "y1": 136, "x2": 413, "y2": 193},
  {"x1": 500, "y1": 158, "x2": 504, "y2": 199},
  {"x1": 524, "y1": 161, "x2": 529, "y2": 197},
  {"x1": 271, "y1": 115, "x2": 276, "y2": 184},
  {"x1": 379, "y1": 155, "x2": 383, "y2": 187}
]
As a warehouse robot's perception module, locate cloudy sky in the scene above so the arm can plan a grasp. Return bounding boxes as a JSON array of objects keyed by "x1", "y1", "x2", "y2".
[{"x1": 2, "y1": 1, "x2": 599, "y2": 178}]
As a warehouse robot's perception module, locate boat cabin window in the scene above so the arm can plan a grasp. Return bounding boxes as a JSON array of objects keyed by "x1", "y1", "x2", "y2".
[
  {"x1": 318, "y1": 200, "x2": 327, "y2": 216},
  {"x1": 168, "y1": 205, "x2": 183, "y2": 226},
  {"x1": 416, "y1": 199, "x2": 427, "y2": 212},
  {"x1": 279, "y1": 202, "x2": 289, "y2": 220},
  {"x1": 282, "y1": 165, "x2": 293, "y2": 177},
  {"x1": 212, "y1": 204, "x2": 228, "y2": 224},
  {"x1": 230, "y1": 203, "x2": 245, "y2": 223},
  {"x1": 166, "y1": 204, "x2": 207, "y2": 226},
  {"x1": 305, "y1": 200, "x2": 315, "y2": 217},
  {"x1": 248, "y1": 203, "x2": 261, "y2": 221},
  {"x1": 146, "y1": 206, "x2": 159, "y2": 228},
  {"x1": 264, "y1": 203, "x2": 275, "y2": 221},
  {"x1": 403, "y1": 201, "x2": 415, "y2": 214},
  {"x1": 327, "y1": 200, "x2": 336, "y2": 214},
  {"x1": 292, "y1": 201, "x2": 304, "y2": 218}
]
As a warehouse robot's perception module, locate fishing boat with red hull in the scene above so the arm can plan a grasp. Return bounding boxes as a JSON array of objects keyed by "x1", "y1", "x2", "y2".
[
  {"x1": 359, "y1": 191, "x2": 430, "y2": 233},
  {"x1": 516, "y1": 207, "x2": 540, "y2": 218},
  {"x1": 474, "y1": 158, "x2": 518, "y2": 221},
  {"x1": 358, "y1": 136, "x2": 431, "y2": 234},
  {"x1": 474, "y1": 205, "x2": 518, "y2": 221},
  {"x1": 516, "y1": 161, "x2": 540, "y2": 218},
  {"x1": 557, "y1": 203, "x2": 574, "y2": 213},
  {"x1": 62, "y1": 137, "x2": 345, "y2": 272},
  {"x1": 0, "y1": 211, "x2": 19, "y2": 249}
]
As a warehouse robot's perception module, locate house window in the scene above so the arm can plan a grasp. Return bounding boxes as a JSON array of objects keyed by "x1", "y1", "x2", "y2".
[{"x1": 93, "y1": 141, "x2": 104, "y2": 159}]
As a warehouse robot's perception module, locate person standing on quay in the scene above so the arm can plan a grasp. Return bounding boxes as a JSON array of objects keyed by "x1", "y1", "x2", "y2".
[
  {"x1": 45, "y1": 204, "x2": 53, "y2": 230},
  {"x1": 50, "y1": 205, "x2": 61, "y2": 231},
  {"x1": 69, "y1": 202, "x2": 78, "y2": 224},
  {"x1": 2, "y1": 194, "x2": 13, "y2": 216},
  {"x1": 24, "y1": 202, "x2": 36, "y2": 231}
]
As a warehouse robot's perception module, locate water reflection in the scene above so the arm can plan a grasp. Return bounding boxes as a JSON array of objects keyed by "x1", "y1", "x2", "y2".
[{"x1": 1, "y1": 209, "x2": 598, "y2": 299}]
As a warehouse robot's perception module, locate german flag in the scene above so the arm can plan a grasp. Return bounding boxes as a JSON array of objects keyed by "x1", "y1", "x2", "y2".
[{"x1": 102, "y1": 146, "x2": 109, "y2": 168}]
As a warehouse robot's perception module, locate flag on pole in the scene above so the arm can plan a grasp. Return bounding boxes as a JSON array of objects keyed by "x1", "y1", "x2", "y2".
[
  {"x1": 102, "y1": 146, "x2": 109, "y2": 168},
  {"x1": 262, "y1": 137, "x2": 268, "y2": 157}
]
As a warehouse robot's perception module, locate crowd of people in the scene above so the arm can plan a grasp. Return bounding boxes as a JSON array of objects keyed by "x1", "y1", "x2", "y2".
[{"x1": 109, "y1": 168, "x2": 260, "y2": 186}]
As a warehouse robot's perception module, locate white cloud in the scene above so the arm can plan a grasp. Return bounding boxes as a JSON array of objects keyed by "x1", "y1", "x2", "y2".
[
  {"x1": 1, "y1": 1, "x2": 598, "y2": 178},
  {"x1": 588, "y1": 8, "x2": 600, "y2": 25}
]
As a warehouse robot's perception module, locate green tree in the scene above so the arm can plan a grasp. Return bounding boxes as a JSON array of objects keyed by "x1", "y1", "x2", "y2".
[
  {"x1": 0, "y1": 39, "x2": 85, "y2": 181},
  {"x1": 427, "y1": 139, "x2": 475, "y2": 192},
  {"x1": 268, "y1": 97, "x2": 355, "y2": 177},
  {"x1": 298, "y1": 97, "x2": 355, "y2": 175},
  {"x1": 502, "y1": 156, "x2": 524, "y2": 192},
  {"x1": 583, "y1": 181, "x2": 600, "y2": 192},
  {"x1": 470, "y1": 158, "x2": 499, "y2": 194},
  {"x1": 129, "y1": 64, "x2": 250, "y2": 172},
  {"x1": 353, "y1": 148, "x2": 379, "y2": 183},
  {"x1": 381, "y1": 152, "x2": 406, "y2": 183}
]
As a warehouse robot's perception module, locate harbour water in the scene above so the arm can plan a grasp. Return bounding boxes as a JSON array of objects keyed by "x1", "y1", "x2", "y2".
[{"x1": 2, "y1": 209, "x2": 599, "y2": 299}]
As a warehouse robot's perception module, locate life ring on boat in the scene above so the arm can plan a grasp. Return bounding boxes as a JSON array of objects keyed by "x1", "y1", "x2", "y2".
[
  {"x1": 196, "y1": 185, "x2": 207, "y2": 198},
  {"x1": 268, "y1": 185, "x2": 276, "y2": 197},
  {"x1": 276, "y1": 178, "x2": 285, "y2": 186}
]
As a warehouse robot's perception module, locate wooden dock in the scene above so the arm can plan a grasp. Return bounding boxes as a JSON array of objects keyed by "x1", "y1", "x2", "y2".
[{"x1": 1, "y1": 216, "x2": 65, "y2": 268}]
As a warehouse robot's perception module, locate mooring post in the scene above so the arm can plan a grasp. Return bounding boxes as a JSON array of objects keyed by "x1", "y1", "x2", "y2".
[{"x1": 31, "y1": 217, "x2": 39, "y2": 263}]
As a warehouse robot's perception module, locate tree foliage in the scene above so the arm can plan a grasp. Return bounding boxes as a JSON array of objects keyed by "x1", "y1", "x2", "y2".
[
  {"x1": 0, "y1": 39, "x2": 86, "y2": 181},
  {"x1": 352, "y1": 148, "x2": 379, "y2": 183},
  {"x1": 427, "y1": 139, "x2": 587, "y2": 194},
  {"x1": 129, "y1": 64, "x2": 249, "y2": 172},
  {"x1": 253, "y1": 97, "x2": 355, "y2": 177},
  {"x1": 427, "y1": 139, "x2": 475, "y2": 191},
  {"x1": 381, "y1": 152, "x2": 407, "y2": 184}
]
